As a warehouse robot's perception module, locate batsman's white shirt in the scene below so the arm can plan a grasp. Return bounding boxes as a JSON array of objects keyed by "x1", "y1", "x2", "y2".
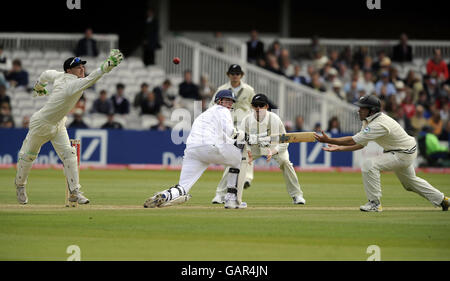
[{"x1": 186, "y1": 104, "x2": 236, "y2": 149}]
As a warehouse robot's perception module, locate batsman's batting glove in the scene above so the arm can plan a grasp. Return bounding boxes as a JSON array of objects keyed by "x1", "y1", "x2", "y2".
[
  {"x1": 101, "y1": 49, "x2": 124, "y2": 73},
  {"x1": 32, "y1": 81, "x2": 48, "y2": 97}
]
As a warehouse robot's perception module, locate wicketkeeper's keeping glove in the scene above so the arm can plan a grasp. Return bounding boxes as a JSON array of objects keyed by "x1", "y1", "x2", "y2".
[
  {"x1": 100, "y1": 49, "x2": 124, "y2": 73},
  {"x1": 32, "y1": 81, "x2": 48, "y2": 97}
]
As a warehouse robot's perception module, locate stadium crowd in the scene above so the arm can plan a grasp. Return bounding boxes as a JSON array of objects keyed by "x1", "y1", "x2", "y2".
[{"x1": 0, "y1": 31, "x2": 449, "y2": 165}]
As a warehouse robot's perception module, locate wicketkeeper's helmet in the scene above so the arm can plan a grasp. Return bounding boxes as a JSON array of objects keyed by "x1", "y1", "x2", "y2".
[{"x1": 214, "y1": 89, "x2": 236, "y2": 103}]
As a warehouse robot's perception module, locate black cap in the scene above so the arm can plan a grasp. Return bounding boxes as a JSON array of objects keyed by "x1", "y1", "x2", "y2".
[
  {"x1": 354, "y1": 95, "x2": 381, "y2": 112},
  {"x1": 63, "y1": 57, "x2": 86, "y2": 72},
  {"x1": 227, "y1": 64, "x2": 243, "y2": 75},
  {"x1": 251, "y1": 93, "x2": 269, "y2": 106}
]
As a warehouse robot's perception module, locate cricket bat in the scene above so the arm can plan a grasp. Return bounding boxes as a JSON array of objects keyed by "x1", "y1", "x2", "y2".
[{"x1": 271, "y1": 132, "x2": 316, "y2": 143}]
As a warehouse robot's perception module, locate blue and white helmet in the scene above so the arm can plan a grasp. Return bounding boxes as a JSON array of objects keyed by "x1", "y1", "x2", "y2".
[{"x1": 214, "y1": 89, "x2": 236, "y2": 103}]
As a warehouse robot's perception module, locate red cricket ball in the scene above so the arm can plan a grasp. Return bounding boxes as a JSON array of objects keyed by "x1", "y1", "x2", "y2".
[{"x1": 173, "y1": 57, "x2": 180, "y2": 64}]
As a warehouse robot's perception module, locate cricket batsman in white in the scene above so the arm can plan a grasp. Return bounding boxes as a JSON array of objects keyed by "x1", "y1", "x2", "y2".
[
  {"x1": 144, "y1": 89, "x2": 248, "y2": 209},
  {"x1": 14, "y1": 49, "x2": 124, "y2": 205},
  {"x1": 209, "y1": 64, "x2": 256, "y2": 204}
]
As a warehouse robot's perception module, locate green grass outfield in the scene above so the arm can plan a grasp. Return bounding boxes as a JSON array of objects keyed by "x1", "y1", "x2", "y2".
[{"x1": 0, "y1": 168, "x2": 449, "y2": 261}]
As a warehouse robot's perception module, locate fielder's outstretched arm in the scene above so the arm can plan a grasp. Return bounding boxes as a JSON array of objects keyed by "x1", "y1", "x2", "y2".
[
  {"x1": 314, "y1": 130, "x2": 356, "y2": 146},
  {"x1": 322, "y1": 143, "x2": 364, "y2": 152}
]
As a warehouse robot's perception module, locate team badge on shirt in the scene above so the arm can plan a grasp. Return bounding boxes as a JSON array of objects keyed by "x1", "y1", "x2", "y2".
[{"x1": 363, "y1": 127, "x2": 371, "y2": 133}]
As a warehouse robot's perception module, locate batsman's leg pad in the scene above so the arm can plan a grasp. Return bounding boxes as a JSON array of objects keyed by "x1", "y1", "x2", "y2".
[
  {"x1": 227, "y1": 167, "x2": 240, "y2": 188},
  {"x1": 15, "y1": 152, "x2": 37, "y2": 187},
  {"x1": 61, "y1": 146, "x2": 81, "y2": 192}
]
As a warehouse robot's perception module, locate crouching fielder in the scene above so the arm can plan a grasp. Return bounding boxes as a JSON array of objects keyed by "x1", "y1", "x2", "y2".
[
  {"x1": 314, "y1": 95, "x2": 448, "y2": 212},
  {"x1": 144, "y1": 90, "x2": 247, "y2": 209},
  {"x1": 15, "y1": 50, "x2": 124, "y2": 205}
]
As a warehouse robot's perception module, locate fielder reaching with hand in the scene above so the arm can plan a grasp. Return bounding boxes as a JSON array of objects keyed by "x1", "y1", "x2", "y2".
[
  {"x1": 14, "y1": 49, "x2": 124, "y2": 205},
  {"x1": 209, "y1": 64, "x2": 256, "y2": 204},
  {"x1": 314, "y1": 95, "x2": 449, "y2": 212},
  {"x1": 144, "y1": 90, "x2": 248, "y2": 209},
  {"x1": 237, "y1": 94, "x2": 305, "y2": 205}
]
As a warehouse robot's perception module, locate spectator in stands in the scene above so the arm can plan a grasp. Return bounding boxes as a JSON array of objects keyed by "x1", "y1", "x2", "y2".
[
  {"x1": 385, "y1": 95, "x2": 399, "y2": 119},
  {"x1": 313, "y1": 122, "x2": 322, "y2": 133},
  {"x1": 0, "y1": 101, "x2": 14, "y2": 128},
  {"x1": 265, "y1": 53, "x2": 284, "y2": 75},
  {"x1": 101, "y1": 113, "x2": 123, "y2": 129},
  {"x1": 5, "y1": 59, "x2": 29, "y2": 88},
  {"x1": 307, "y1": 72, "x2": 327, "y2": 93},
  {"x1": 426, "y1": 49, "x2": 449, "y2": 82},
  {"x1": 360, "y1": 69, "x2": 375, "y2": 96},
  {"x1": 308, "y1": 35, "x2": 326, "y2": 60},
  {"x1": 304, "y1": 64, "x2": 316, "y2": 85},
  {"x1": 267, "y1": 40, "x2": 282, "y2": 61},
  {"x1": 111, "y1": 83, "x2": 130, "y2": 114},
  {"x1": 212, "y1": 31, "x2": 225, "y2": 53},
  {"x1": 338, "y1": 46, "x2": 352, "y2": 67},
  {"x1": 344, "y1": 73, "x2": 364, "y2": 103},
  {"x1": 0, "y1": 84, "x2": 10, "y2": 106},
  {"x1": 91, "y1": 89, "x2": 113, "y2": 114},
  {"x1": 428, "y1": 107, "x2": 444, "y2": 136},
  {"x1": 352, "y1": 46, "x2": 369, "y2": 69},
  {"x1": 280, "y1": 49, "x2": 295, "y2": 77},
  {"x1": 142, "y1": 8, "x2": 161, "y2": 66},
  {"x1": 199, "y1": 74, "x2": 215, "y2": 110},
  {"x1": 0, "y1": 45, "x2": 12, "y2": 74},
  {"x1": 247, "y1": 29, "x2": 265, "y2": 64},
  {"x1": 423, "y1": 75, "x2": 441, "y2": 101},
  {"x1": 404, "y1": 70, "x2": 423, "y2": 102},
  {"x1": 328, "y1": 50, "x2": 340, "y2": 70},
  {"x1": 133, "y1": 83, "x2": 150, "y2": 109},
  {"x1": 392, "y1": 33, "x2": 413, "y2": 63},
  {"x1": 440, "y1": 119, "x2": 450, "y2": 141},
  {"x1": 401, "y1": 89, "x2": 416, "y2": 119},
  {"x1": 337, "y1": 63, "x2": 351, "y2": 85},
  {"x1": 417, "y1": 90, "x2": 432, "y2": 116},
  {"x1": 362, "y1": 56, "x2": 374, "y2": 73},
  {"x1": 68, "y1": 108, "x2": 89, "y2": 128},
  {"x1": 141, "y1": 90, "x2": 162, "y2": 115},
  {"x1": 290, "y1": 64, "x2": 307, "y2": 85},
  {"x1": 394, "y1": 80, "x2": 407, "y2": 104},
  {"x1": 153, "y1": 79, "x2": 175, "y2": 109},
  {"x1": 295, "y1": 115, "x2": 305, "y2": 132},
  {"x1": 74, "y1": 28, "x2": 99, "y2": 57},
  {"x1": 410, "y1": 104, "x2": 427, "y2": 136},
  {"x1": 421, "y1": 126, "x2": 449, "y2": 166},
  {"x1": 375, "y1": 71, "x2": 396, "y2": 98},
  {"x1": 327, "y1": 116, "x2": 341, "y2": 134},
  {"x1": 179, "y1": 70, "x2": 201, "y2": 100},
  {"x1": 323, "y1": 67, "x2": 338, "y2": 90},
  {"x1": 329, "y1": 79, "x2": 346, "y2": 100},
  {"x1": 22, "y1": 115, "x2": 30, "y2": 129},
  {"x1": 150, "y1": 113, "x2": 170, "y2": 131},
  {"x1": 312, "y1": 50, "x2": 329, "y2": 71},
  {"x1": 372, "y1": 50, "x2": 388, "y2": 74}
]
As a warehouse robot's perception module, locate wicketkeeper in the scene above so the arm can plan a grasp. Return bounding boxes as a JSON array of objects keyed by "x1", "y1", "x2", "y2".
[{"x1": 14, "y1": 49, "x2": 123, "y2": 205}]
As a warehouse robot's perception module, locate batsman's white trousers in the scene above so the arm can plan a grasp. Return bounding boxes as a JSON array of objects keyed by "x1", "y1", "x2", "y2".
[
  {"x1": 361, "y1": 150, "x2": 444, "y2": 206},
  {"x1": 15, "y1": 116, "x2": 81, "y2": 191},
  {"x1": 178, "y1": 144, "x2": 242, "y2": 193}
]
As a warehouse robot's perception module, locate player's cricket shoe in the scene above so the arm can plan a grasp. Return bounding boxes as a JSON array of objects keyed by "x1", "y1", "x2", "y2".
[
  {"x1": 16, "y1": 184, "x2": 28, "y2": 204},
  {"x1": 293, "y1": 195, "x2": 306, "y2": 205},
  {"x1": 143, "y1": 193, "x2": 167, "y2": 208},
  {"x1": 211, "y1": 194, "x2": 225, "y2": 204},
  {"x1": 360, "y1": 200, "x2": 382, "y2": 212},
  {"x1": 441, "y1": 196, "x2": 449, "y2": 211},
  {"x1": 69, "y1": 189, "x2": 90, "y2": 204},
  {"x1": 224, "y1": 200, "x2": 247, "y2": 209}
]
